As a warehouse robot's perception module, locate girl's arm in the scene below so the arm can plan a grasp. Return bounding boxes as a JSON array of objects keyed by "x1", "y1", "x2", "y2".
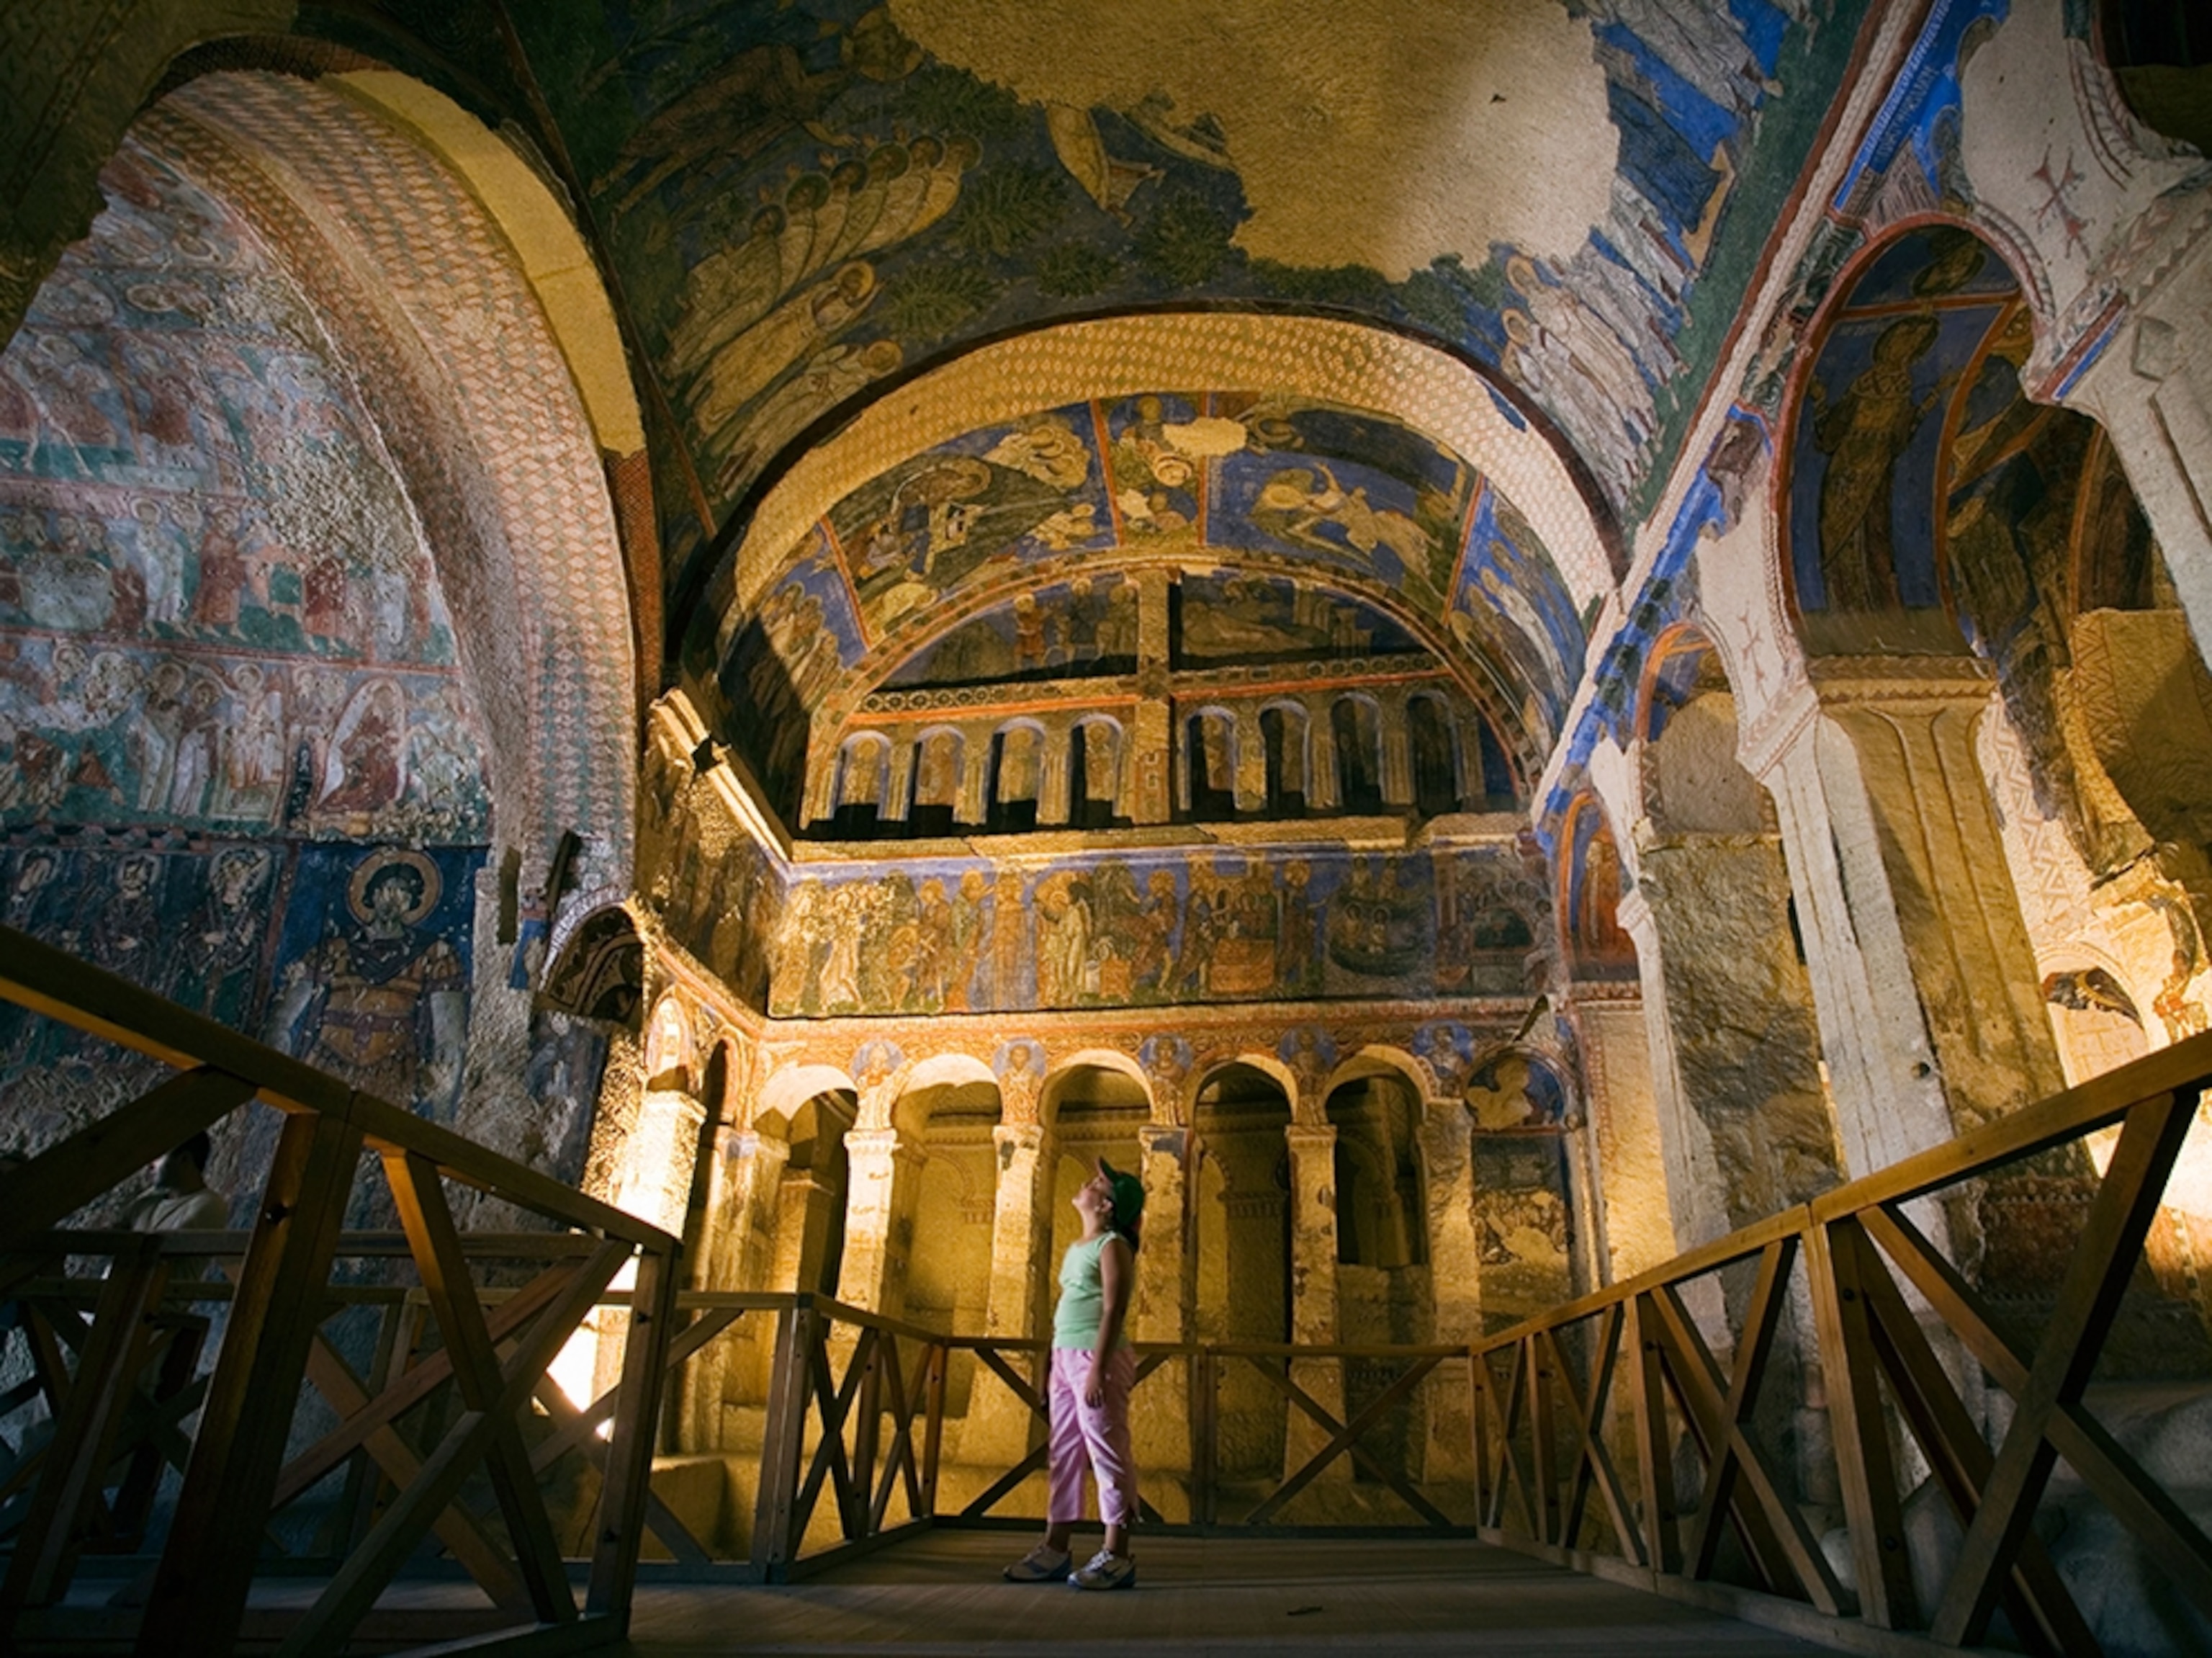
[{"x1": 1084, "y1": 1236, "x2": 1136, "y2": 1404}]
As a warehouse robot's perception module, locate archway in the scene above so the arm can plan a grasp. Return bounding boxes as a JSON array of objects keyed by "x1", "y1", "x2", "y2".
[{"x1": 1190, "y1": 1060, "x2": 1292, "y2": 1489}]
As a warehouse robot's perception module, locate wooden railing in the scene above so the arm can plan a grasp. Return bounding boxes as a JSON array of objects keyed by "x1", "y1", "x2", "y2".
[
  {"x1": 1470, "y1": 1030, "x2": 2212, "y2": 1655},
  {"x1": 536, "y1": 1291, "x2": 1475, "y2": 1582},
  {"x1": 0, "y1": 925, "x2": 680, "y2": 1657}
]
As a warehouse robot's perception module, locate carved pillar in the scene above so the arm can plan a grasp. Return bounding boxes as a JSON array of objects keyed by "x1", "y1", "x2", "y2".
[
  {"x1": 1282, "y1": 1122, "x2": 1346, "y2": 1485},
  {"x1": 834, "y1": 1128, "x2": 926, "y2": 1317},
  {"x1": 883, "y1": 737, "x2": 914, "y2": 823},
  {"x1": 1749, "y1": 698, "x2": 1963, "y2": 1179},
  {"x1": 1130, "y1": 570, "x2": 1175, "y2": 824},
  {"x1": 1132, "y1": 1123, "x2": 1192, "y2": 1511},
  {"x1": 1306, "y1": 695, "x2": 1341, "y2": 810},
  {"x1": 963, "y1": 1120, "x2": 1055, "y2": 1463},
  {"x1": 2069, "y1": 295, "x2": 2212, "y2": 659},
  {"x1": 1038, "y1": 720, "x2": 1073, "y2": 826},
  {"x1": 1233, "y1": 707, "x2": 1267, "y2": 813},
  {"x1": 1419, "y1": 1101, "x2": 1481, "y2": 1480},
  {"x1": 957, "y1": 730, "x2": 992, "y2": 825},
  {"x1": 693, "y1": 1128, "x2": 788, "y2": 1430},
  {"x1": 1378, "y1": 690, "x2": 1413, "y2": 807},
  {"x1": 1813, "y1": 663, "x2": 2066, "y2": 1137},
  {"x1": 1563, "y1": 980, "x2": 1672, "y2": 1283}
]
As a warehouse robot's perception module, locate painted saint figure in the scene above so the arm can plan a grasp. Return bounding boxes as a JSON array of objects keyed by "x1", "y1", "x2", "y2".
[{"x1": 269, "y1": 849, "x2": 466, "y2": 1113}]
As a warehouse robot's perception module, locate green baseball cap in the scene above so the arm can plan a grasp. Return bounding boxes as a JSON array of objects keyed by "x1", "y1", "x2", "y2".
[{"x1": 1097, "y1": 1157, "x2": 1145, "y2": 1223}]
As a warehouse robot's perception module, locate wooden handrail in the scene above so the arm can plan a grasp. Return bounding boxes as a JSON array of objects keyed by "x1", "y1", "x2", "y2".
[
  {"x1": 1463, "y1": 1027, "x2": 2212, "y2": 1652},
  {"x1": 0, "y1": 923, "x2": 667, "y2": 1248},
  {"x1": 0, "y1": 923, "x2": 681, "y2": 1658}
]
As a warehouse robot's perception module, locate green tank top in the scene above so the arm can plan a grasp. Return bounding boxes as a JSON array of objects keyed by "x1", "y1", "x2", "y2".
[{"x1": 1051, "y1": 1230, "x2": 1130, "y2": 1350}]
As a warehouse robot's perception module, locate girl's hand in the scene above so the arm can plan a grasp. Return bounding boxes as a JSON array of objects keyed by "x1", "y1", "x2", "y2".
[{"x1": 1084, "y1": 1362, "x2": 1105, "y2": 1407}]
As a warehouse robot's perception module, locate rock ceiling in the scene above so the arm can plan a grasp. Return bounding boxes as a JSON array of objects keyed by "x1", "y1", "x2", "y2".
[{"x1": 500, "y1": 0, "x2": 1866, "y2": 814}]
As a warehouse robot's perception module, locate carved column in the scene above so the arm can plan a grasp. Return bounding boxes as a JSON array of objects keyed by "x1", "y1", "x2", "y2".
[
  {"x1": 1038, "y1": 720, "x2": 1073, "y2": 826},
  {"x1": 1233, "y1": 707, "x2": 1268, "y2": 813},
  {"x1": 696, "y1": 1127, "x2": 788, "y2": 1428},
  {"x1": 882, "y1": 737, "x2": 914, "y2": 824},
  {"x1": 1419, "y1": 1101, "x2": 1481, "y2": 1480},
  {"x1": 957, "y1": 730, "x2": 992, "y2": 825},
  {"x1": 1378, "y1": 690, "x2": 1413, "y2": 807},
  {"x1": 1130, "y1": 570, "x2": 1175, "y2": 824},
  {"x1": 834, "y1": 1128, "x2": 926, "y2": 1317},
  {"x1": 1563, "y1": 980, "x2": 1673, "y2": 1283},
  {"x1": 1282, "y1": 1122, "x2": 1346, "y2": 1485},
  {"x1": 1749, "y1": 696, "x2": 1964, "y2": 1179},
  {"x1": 1306, "y1": 695, "x2": 1341, "y2": 810},
  {"x1": 963, "y1": 1121, "x2": 1055, "y2": 1463},
  {"x1": 1132, "y1": 1123, "x2": 1192, "y2": 1512},
  {"x1": 1813, "y1": 663, "x2": 2066, "y2": 1136},
  {"x1": 2069, "y1": 279, "x2": 2212, "y2": 658}
]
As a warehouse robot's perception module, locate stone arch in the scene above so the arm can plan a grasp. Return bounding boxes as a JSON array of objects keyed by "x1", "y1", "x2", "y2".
[
  {"x1": 1040, "y1": 1049, "x2": 1154, "y2": 1128},
  {"x1": 1324, "y1": 1042, "x2": 1440, "y2": 1107},
  {"x1": 1192, "y1": 1052, "x2": 1303, "y2": 1119},
  {"x1": 832, "y1": 730, "x2": 894, "y2": 823},
  {"x1": 755, "y1": 1062, "x2": 862, "y2": 1134},
  {"x1": 1184, "y1": 705, "x2": 1238, "y2": 819},
  {"x1": 1069, "y1": 712, "x2": 1124, "y2": 826},
  {"x1": 540, "y1": 903, "x2": 647, "y2": 1028},
  {"x1": 141, "y1": 72, "x2": 637, "y2": 894},
  {"x1": 894, "y1": 1049, "x2": 999, "y2": 1137},
  {"x1": 1557, "y1": 792, "x2": 1635, "y2": 980},
  {"x1": 727, "y1": 313, "x2": 1618, "y2": 629},
  {"x1": 986, "y1": 717, "x2": 1046, "y2": 830},
  {"x1": 1636, "y1": 624, "x2": 1769, "y2": 836},
  {"x1": 1330, "y1": 693, "x2": 1385, "y2": 812},
  {"x1": 907, "y1": 725, "x2": 966, "y2": 832},
  {"x1": 642, "y1": 992, "x2": 698, "y2": 1093},
  {"x1": 1258, "y1": 699, "x2": 1312, "y2": 815}
]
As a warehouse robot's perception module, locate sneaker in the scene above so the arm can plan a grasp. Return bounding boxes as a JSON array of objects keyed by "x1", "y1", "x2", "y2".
[
  {"x1": 1002, "y1": 1543, "x2": 1071, "y2": 1582},
  {"x1": 1069, "y1": 1549, "x2": 1136, "y2": 1591}
]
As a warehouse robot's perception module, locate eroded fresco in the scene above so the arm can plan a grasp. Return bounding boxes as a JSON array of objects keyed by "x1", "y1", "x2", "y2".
[
  {"x1": 709, "y1": 392, "x2": 1583, "y2": 807},
  {"x1": 1787, "y1": 223, "x2": 2019, "y2": 656},
  {"x1": 516, "y1": 0, "x2": 1863, "y2": 573},
  {"x1": 0, "y1": 132, "x2": 500, "y2": 1158},
  {"x1": 0, "y1": 133, "x2": 491, "y2": 846},
  {"x1": 765, "y1": 843, "x2": 1550, "y2": 1018}
]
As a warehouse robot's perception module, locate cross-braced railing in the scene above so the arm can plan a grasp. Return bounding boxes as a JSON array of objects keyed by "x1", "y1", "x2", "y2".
[
  {"x1": 0, "y1": 924, "x2": 679, "y2": 1657},
  {"x1": 1471, "y1": 1030, "x2": 2212, "y2": 1654}
]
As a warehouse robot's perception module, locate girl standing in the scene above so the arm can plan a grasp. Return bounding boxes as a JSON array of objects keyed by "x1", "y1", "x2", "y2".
[{"x1": 1004, "y1": 1157, "x2": 1142, "y2": 1590}]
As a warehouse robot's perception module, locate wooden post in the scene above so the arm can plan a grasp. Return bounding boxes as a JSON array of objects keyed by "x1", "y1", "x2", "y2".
[
  {"x1": 1805, "y1": 1217, "x2": 1914, "y2": 1628},
  {"x1": 0, "y1": 1237, "x2": 169, "y2": 1611},
  {"x1": 138, "y1": 1106, "x2": 361, "y2": 1658},
  {"x1": 589, "y1": 1242, "x2": 678, "y2": 1623},
  {"x1": 752, "y1": 1299, "x2": 813, "y2": 1572}
]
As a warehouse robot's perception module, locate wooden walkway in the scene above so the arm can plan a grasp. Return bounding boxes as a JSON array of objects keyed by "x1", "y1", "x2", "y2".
[{"x1": 618, "y1": 1531, "x2": 1827, "y2": 1657}]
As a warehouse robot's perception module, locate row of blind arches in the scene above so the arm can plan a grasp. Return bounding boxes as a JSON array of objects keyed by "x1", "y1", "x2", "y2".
[{"x1": 828, "y1": 691, "x2": 1515, "y2": 837}]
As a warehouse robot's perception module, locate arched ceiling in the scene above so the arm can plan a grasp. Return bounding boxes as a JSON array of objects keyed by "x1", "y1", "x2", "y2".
[
  {"x1": 681, "y1": 376, "x2": 1592, "y2": 786},
  {"x1": 508, "y1": 0, "x2": 1868, "y2": 594}
]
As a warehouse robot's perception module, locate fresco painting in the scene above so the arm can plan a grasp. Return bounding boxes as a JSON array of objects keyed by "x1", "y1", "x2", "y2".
[
  {"x1": 827, "y1": 402, "x2": 1114, "y2": 636},
  {"x1": 0, "y1": 134, "x2": 490, "y2": 846},
  {"x1": 765, "y1": 844, "x2": 1548, "y2": 1018},
  {"x1": 1206, "y1": 397, "x2": 1472, "y2": 617},
  {"x1": 1447, "y1": 485, "x2": 1586, "y2": 737},
  {"x1": 0, "y1": 133, "x2": 508, "y2": 1160},
  {"x1": 1102, "y1": 393, "x2": 1207, "y2": 539},
  {"x1": 268, "y1": 846, "x2": 485, "y2": 1120},
  {"x1": 519, "y1": 0, "x2": 1852, "y2": 560},
  {"x1": 1788, "y1": 223, "x2": 2017, "y2": 655},
  {"x1": 883, "y1": 571, "x2": 1138, "y2": 686},
  {"x1": 1176, "y1": 572, "x2": 1420, "y2": 666},
  {"x1": 719, "y1": 526, "x2": 868, "y2": 815}
]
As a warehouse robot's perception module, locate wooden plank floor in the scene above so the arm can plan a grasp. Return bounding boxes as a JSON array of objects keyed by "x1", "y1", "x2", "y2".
[{"x1": 619, "y1": 1531, "x2": 1827, "y2": 1657}]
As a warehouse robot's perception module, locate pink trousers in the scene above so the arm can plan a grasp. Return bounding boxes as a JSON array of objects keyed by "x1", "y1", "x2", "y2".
[{"x1": 1047, "y1": 1346, "x2": 1138, "y2": 1527}]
